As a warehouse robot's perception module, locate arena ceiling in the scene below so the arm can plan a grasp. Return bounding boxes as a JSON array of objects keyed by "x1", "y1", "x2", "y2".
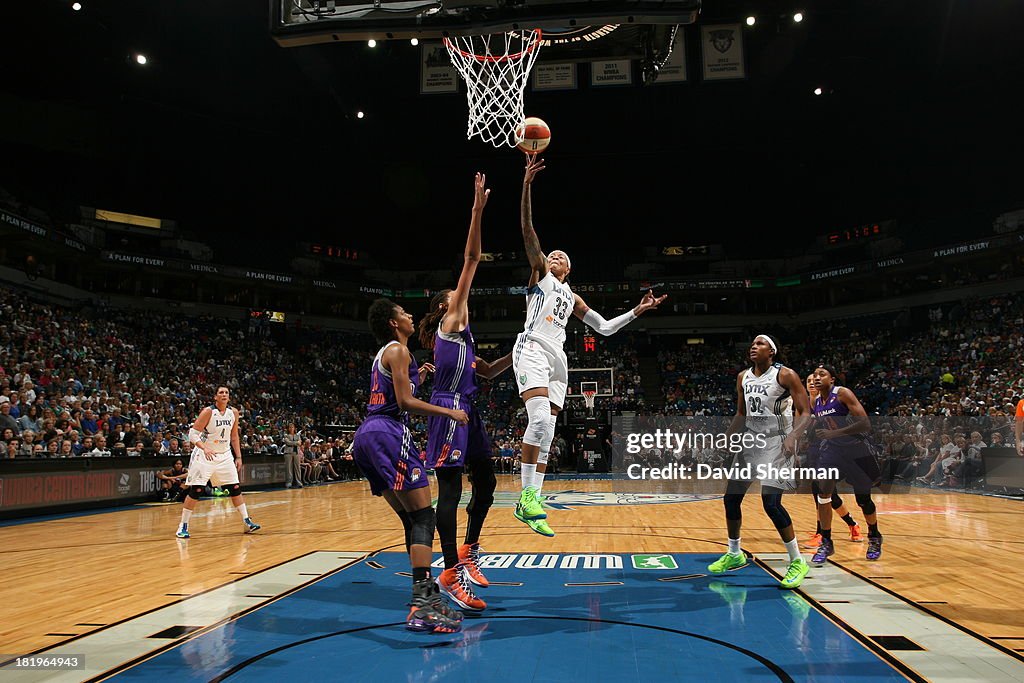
[{"x1": 1, "y1": 0, "x2": 1022, "y2": 269}]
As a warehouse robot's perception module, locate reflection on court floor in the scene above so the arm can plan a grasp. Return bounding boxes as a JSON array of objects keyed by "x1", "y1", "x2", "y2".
[{"x1": 113, "y1": 553, "x2": 905, "y2": 682}]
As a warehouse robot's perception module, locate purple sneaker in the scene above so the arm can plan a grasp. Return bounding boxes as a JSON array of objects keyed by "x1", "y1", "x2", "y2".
[
  {"x1": 866, "y1": 536, "x2": 883, "y2": 561},
  {"x1": 811, "y1": 537, "x2": 834, "y2": 566}
]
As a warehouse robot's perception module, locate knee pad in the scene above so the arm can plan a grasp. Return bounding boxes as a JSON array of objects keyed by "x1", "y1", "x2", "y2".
[
  {"x1": 228, "y1": 484, "x2": 242, "y2": 497},
  {"x1": 831, "y1": 490, "x2": 844, "y2": 510},
  {"x1": 524, "y1": 396, "x2": 550, "y2": 447},
  {"x1": 187, "y1": 485, "x2": 205, "y2": 500},
  {"x1": 408, "y1": 506, "x2": 436, "y2": 548},
  {"x1": 761, "y1": 494, "x2": 792, "y2": 530},
  {"x1": 855, "y1": 493, "x2": 876, "y2": 516},
  {"x1": 537, "y1": 414, "x2": 557, "y2": 465},
  {"x1": 723, "y1": 493, "x2": 744, "y2": 521}
]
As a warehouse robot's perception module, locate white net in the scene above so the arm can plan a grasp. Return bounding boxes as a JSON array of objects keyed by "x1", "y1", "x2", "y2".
[
  {"x1": 583, "y1": 390, "x2": 597, "y2": 412},
  {"x1": 443, "y1": 30, "x2": 543, "y2": 148}
]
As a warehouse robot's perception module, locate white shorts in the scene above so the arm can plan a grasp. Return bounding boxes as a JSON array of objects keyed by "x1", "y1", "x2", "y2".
[
  {"x1": 732, "y1": 435, "x2": 797, "y2": 491},
  {"x1": 185, "y1": 448, "x2": 240, "y2": 487},
  {"x1": 513, "y1": 332, "x2": 568, "y2": 409}
]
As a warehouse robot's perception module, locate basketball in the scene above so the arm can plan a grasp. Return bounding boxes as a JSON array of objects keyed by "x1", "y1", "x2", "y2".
[{"x1": 517, "y1": 116, "x2": 551, "y2": 154}]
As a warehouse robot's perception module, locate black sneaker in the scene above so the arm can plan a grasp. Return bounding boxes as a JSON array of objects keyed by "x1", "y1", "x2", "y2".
[{"x1": 406, "y1": 578, "x2": 463, "y2": 633}]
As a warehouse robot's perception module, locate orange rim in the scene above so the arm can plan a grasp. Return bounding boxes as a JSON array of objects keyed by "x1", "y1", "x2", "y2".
[{"x1": 443, "y1": 29, "x2": 543, "y2": 64}]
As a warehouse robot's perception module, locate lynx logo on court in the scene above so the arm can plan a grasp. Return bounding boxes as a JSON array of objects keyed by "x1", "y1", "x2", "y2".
[
  {"x1": 467, "y1": 490, "x2": 715, "y2": 510},
  {"x1": 710, "y1": 29, "x2": 735, "y2": 54},
  {"x1": 631, "y1": 554, "x2": 678, "y2": 570}
]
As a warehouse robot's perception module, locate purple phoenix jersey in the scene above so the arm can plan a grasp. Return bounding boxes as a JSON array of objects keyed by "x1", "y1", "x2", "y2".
[
  {"x1": 813, "y1": 386, "x2": 865, "y2": 450},
  {"x1": 353, "y1": 341, "x2": 427, "y2": 496},
  {"x1": 367, "y1": 341, "x2": 420, "y2": 422},
  {"x1": 427, "y1": 324, "x2": 491, "y2": 469},
  {"x1": 432, "y1": 324, "x2": 479, "y2": 398}
]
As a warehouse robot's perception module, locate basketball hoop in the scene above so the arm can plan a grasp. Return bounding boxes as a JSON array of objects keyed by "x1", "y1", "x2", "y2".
[
  {"x1": 443, "y1": 30, "x2": 543, "y2": 148},
  {"x1": 582, "y1": 389, "x2": 597, "y2": 414}
]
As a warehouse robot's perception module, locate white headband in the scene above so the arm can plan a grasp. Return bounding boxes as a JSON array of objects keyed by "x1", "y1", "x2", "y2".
[
  {"x1": 549, "y1": 250, "x2": 571, "y2": 270},
  {"x1": 755, "y1": 334, "x2": 777, "y2": 354}
]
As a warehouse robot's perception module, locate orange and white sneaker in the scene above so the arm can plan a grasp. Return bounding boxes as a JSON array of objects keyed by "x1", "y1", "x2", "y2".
[
  {"x1": 801, "y1": 533, "x2": 822, "y2": 550},
  {"x1": 437, "y1": 564, "x2": 486, "y2": 611},
  {"x1": 849, "y1": 523, "x2": 864, "y2": 542},
  {"x1": 458, "y1": 543, "x2": 489, "y2": 588}
]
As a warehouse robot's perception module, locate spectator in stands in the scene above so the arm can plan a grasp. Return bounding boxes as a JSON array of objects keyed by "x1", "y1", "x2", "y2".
[
  {"x1": 0, "y1": 402, "x2": 18, "y2": 435},
  {"x1": 59, "y1": 441, "x2": 73, "y2": 457},
  {"x1": 17, "y1": 405, "x2": 41, "y2": 433}
]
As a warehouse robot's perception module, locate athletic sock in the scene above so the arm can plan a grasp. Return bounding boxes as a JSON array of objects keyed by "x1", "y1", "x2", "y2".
[
  {"x1": 180, "y1": 509, "x2": 193, "y2": 526},
  {"x1": 521, "y1": 464, "x2": 537, "y2": 490},
  {"x1": 534, "y1": 469, "x2": 546, "y2": 493},
  {"x1": 784, "y1": 538, "x2": 802, "y2": 562},
  {"x1": 412, "y1": 566, "x2": 430, "y2": 583},
  {"x1": 868, "y1": 523, "x2": 881, "y2": 538},
  {"x1": 820, "y1": 528, "x2": 832, "y2": 540},
  {"x1": 841, "y1": 513, "x2": 856, "y2": 527},
  {"x1": 237, "y1": 504, "x2": 248, "y2": 519},
  {"x1": 728, "y1": 538, "x2": 741, "y2": 555}
]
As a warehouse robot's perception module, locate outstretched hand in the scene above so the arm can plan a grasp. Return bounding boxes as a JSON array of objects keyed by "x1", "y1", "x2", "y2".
[
  {"x1": 418, "y1": 363, "x2": 435, "y2": 383},
  {"x1": 635, "y1": 290, "x2": 668, "y2": 315},
  {"x1": 523, "y1": 153, "x2": 545, "y2": 185},
  {"x1": 473, "y1": 172, "x2": 490, "y2": 211}
]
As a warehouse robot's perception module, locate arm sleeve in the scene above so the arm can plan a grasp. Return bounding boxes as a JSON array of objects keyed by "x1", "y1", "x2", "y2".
[
  {"x1": 188, "y1": 428, "x2": 204, "y2": 447},
  {"x1": 582, "y1": 308, "x2": 637, "y2": 336}
]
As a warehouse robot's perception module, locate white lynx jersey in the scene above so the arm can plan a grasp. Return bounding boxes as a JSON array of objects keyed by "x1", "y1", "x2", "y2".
[
  {"x1": 741, "y1": 363, "x2": 792, "y2": 435},
  {"x1": 522, "y1": 271, "x2": 572, "y2": 345},
  {"x1": 205, "y1": 406, "x2": 236, "y2": 454}
]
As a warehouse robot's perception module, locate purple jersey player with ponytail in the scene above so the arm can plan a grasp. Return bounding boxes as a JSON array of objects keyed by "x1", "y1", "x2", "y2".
[{"x1": 417, "y1": 172, "x2": 512, "y2": 613}]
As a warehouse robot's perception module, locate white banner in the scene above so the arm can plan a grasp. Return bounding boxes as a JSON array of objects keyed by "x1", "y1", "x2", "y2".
[
  {"x1": 532, "y1": 62, "x2": 578, "y2": 91},
  {"x1": 420, "y1": 43, "x2": 459, "y2": 94},
  {"x1": 655, "y1": 30, "x2": 687, "y2": 83},
  {"x1": 591, "y1": 59, "x2": 632, "y2": 87},
  {"x1": 701, "y1": 24, "x2": 746, "y2": 81}
]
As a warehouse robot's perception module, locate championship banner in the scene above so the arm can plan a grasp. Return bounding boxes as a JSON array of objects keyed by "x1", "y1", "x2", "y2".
[
  {"x1": 420, "y1": 42, "x2": 459, "y2": 94},
  {"x1": 591, "y1": 59, "x2": 632, "y2": 87},
  {"x1": 701, "y1": 23, "x2": 746, "y2": 81},
  {"x1": 532, "y1": 62, "x2": 577, "y2": 91},
  {"x1": 654, "y1": 30, "x2": 687, "y2": 83}
]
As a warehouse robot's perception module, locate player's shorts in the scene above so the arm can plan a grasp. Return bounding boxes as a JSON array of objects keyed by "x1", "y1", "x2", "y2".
[
  {"x1": 819, "y1": 441, "x2": 879, "y2": 494},
  {"x1": 513, "y1": 332, "x2": 568, "y2": 408},
  {"x1": 731, "y1": 433, "x2": 798, "y2": 491},
  {"x1": 352, "y1": 415, "x2": 429, "y2": 496},
  {"x1": 426, "y1": 394, "x2": 492, "y2": 469},
  {"x1": 185, "y1": 449, "x2": 239, "y2": 487}
]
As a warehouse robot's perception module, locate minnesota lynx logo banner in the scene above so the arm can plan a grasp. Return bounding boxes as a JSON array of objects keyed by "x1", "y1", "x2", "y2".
[{"x1": 701, "y1": 24, "x2": 746, "y2": 81}]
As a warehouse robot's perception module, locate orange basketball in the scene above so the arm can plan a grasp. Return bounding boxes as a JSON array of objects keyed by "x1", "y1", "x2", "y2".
[{"x1": 516, "y1": 116, "x2": 551, "y2": 154}]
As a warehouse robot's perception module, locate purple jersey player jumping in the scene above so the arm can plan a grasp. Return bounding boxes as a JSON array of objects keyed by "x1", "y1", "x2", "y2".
[
  {"x1": 352, "y1": 298, "x2": 469, "y2": 634},
  {"x1": 417, "y1": 172, "x2": 512, "y2": 613},
  {"x1": 809, "y1": 365, "x2": 883, "y2": 565}
]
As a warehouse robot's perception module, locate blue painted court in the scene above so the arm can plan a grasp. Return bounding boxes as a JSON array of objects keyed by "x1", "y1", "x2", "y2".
[{"x1": 114, "y1": 553, "x2": 904, "y2": 681}]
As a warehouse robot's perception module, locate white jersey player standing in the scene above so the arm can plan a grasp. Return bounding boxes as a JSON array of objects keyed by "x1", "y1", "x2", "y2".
[
  {"x1": 512, "y1": 154, "x2": 666, "y2": 536},
  {"x1": 176, "y1": 386, "x2": 261, "y2": 538}
]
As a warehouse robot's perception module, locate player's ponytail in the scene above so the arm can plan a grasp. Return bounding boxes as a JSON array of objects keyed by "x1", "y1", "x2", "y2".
[{"x1": 417, "y1": 289, "x2": 451, "y2": 349}]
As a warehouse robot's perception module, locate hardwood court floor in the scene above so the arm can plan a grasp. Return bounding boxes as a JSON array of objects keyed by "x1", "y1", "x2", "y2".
[{"x1": 1, "y1": 476, "x2": 1021, "y2": 658}]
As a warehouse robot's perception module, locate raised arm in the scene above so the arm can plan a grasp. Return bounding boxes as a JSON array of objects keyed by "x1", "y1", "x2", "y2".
[
  {"x1": 522, "y1": 155, "x2": 548, "y2": 285},
  {"x1": 384, "y1": 345, "x2": 469, "y2": 424},
  {"x1": 444, "y1": 173, "x2": 490, "y2": 334},
  {"x1": 572, "y1": 289, "x2": 667, "y2": 336},
  {"x1": 475, "y1": 352, "x2": 513, "y2": 380}
]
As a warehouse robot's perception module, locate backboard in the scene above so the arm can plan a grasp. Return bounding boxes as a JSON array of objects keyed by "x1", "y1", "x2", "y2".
[{"x1": 270, "y1": 0, "x2": 701, "y2": 46}]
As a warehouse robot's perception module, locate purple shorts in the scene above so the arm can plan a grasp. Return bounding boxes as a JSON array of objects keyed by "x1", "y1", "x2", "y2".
[
  {"x1": 819, "y1": 441, "x2": 878, "y2": 495},
  {"x1": 352, "y1": 415, "x2": 429, "y2": 496},
  {"x1": 426, "y1": 394, "x2": 492, "y2": 469}
]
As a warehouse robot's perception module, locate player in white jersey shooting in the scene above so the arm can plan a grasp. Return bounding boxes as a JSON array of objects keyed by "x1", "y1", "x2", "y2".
[
  {"x1": 176, "y1": 386, "x2": 260, "y2": 538},
  {"x1": 512, "y1": 155, "x2": 666, "y2": 536}
]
